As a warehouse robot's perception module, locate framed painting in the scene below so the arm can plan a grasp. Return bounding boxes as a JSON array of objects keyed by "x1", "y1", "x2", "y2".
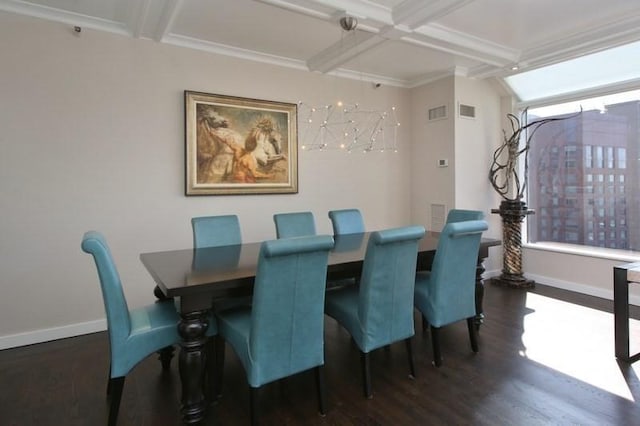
[{"x1": 185, "y1": 91, "x2": 298, "y2": 195}]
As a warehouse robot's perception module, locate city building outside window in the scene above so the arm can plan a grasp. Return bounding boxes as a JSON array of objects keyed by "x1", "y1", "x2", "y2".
[{"x1": 526, "y1": 90, "x2": 640, "y2": 251}]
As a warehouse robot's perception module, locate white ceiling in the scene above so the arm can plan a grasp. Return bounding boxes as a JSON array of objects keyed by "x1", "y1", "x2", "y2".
[{"x1": 2, "y1": 0, "x2": 640, "y2": 88}]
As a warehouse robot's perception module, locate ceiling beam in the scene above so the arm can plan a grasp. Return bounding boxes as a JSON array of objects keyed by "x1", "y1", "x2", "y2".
[
  {"x1": 307, "y1": 30, "x2": 386, "y2": 73},
  {"x1": 392, "y1": 0, "x2": 475, "y2": 30},
  {"x1": 153, "y1": 0, "x2": 184, "y2": 42}
]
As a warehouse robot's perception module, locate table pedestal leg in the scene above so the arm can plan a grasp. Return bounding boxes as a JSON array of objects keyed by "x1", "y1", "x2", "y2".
[{"x1": 178, "y1": 310, "x2": 209, "y2": 424}]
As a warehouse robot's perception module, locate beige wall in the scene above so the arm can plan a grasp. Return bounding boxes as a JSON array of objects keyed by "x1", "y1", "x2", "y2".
[
  {"x1": 0, "y1": 12, "x2": 412, "y2": 347},
  {"x1": 409, "y1": 76, "x2": 455, "y2": 229}
]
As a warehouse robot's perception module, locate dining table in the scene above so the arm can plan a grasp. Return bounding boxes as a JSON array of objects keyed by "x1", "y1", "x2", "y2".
[{"x1": 140, "y1": 230, "x2": 500, "y2": 424}]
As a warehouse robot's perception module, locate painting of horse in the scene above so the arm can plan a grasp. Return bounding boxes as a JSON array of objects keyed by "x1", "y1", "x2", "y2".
[{"x1": 185, "y1": 91, "x2": 298, "y2": 195}]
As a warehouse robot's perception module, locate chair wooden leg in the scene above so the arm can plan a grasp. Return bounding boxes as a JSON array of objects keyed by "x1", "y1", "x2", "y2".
[
  {"x1": 467, "y1": 317, "x2": 479, "y2": 353},
  {"x1": 430, "y1": 326, "x2": 443, "y2": 367},
  {"x1": 106, "y1": 365, "x2": 112, "y2": 396},
  {"x1": 360, "y1": 351, "x2": 372, "y2": 399},
  {"x1": 250, "y1": 386, "x2": 259, "y2": 426},
  {"x1": 421, "y1": 315, "x2": 428, "y2": 334},
  {"x1": 157, "y1": 345, "x2": 175, "y2": 371},
  {"x1": 107, "y1": 376, "x2": 125, "y2": 426},
  {"x1": 315, "y1": 365, "x2": 327, "y2": 416},
  {"x1": 405, "y1": 338, "x2": 416, "y2": 379}
]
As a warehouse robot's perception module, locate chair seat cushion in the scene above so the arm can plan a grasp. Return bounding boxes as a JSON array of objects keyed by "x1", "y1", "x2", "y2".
[
  {"x1": 217, "y1": 306, "x2": 253, "y2": 377},
  {"x1": 324, "y1": 286, "x2": 367, "y2": 350}
]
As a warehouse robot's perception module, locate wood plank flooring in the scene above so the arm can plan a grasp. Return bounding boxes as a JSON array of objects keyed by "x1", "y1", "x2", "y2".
[{"x1": 1, "y1": 283, "x2": 639, "y2": 425}]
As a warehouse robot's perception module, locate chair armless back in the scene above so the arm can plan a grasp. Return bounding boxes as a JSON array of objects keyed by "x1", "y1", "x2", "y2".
[
  {"x1": 191, "y1": 214, "x2": 242, "y2": 248},
  {"x1": 446, "y1": 209, "x2": 484, "y2": 223},
  {"x1": 357, "y1": 226, "x2": 425, "y2": 352},
  {"x1": 81, "y1": 231, "x2": 131, "y2": 355},
  {"x1": 248, "y1": 235, "x2": 334, "y2": 386},
  {"x1": 428, "y1": 220, "x2": 488, "y2": 327},
  {"x1": 273, "y1": 211, "x2": 316, "y2": 239},
  {"x1": 328, "y1": 209, "x2": 365, "y2": 235}
]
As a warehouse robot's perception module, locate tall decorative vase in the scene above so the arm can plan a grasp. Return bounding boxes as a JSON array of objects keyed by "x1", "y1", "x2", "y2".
[{"x1": 491, "y1": 200, "x2": 535, "y2": 288}]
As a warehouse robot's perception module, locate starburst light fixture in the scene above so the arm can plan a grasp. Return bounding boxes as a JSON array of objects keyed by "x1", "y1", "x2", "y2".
[{"x1": 298, "y1": 101, "x2": 400, "y2": 153}]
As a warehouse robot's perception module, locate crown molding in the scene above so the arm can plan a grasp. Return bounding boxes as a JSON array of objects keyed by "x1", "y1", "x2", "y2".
[{"x1": 0, "y1": 0, "x2": 131, "y2": 36}]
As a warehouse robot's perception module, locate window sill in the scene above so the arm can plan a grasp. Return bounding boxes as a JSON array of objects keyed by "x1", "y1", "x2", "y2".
[{"x1": 523, "y1": 241, "x2": 640, "y2": 263}]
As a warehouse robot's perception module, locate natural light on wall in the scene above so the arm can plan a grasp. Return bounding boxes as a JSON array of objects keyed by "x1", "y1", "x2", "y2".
[{"x1": 505, "y1": 41, "x2": 640, "y2": 102}]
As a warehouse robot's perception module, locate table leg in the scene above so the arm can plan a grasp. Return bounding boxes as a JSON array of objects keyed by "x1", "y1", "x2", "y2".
[
  {"x1": 614, "y1": 266, "x2": 630, "y2": 361},
  {"x1": 178, "y1": 310, "x2": 209, "y2": 424},
  {"x1": 474, "y1": 256, "x2": 487, "y2": 329}
]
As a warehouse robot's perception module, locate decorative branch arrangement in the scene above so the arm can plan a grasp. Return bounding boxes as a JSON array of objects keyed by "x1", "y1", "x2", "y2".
[{"x1": 488, "y1": 108, "x2": 581, "y2": 201}]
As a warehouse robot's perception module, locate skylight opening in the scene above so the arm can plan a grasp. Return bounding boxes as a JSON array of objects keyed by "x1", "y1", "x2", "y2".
[{"x1": 505, "y1": 41, "x2": 640, "y2": 102}]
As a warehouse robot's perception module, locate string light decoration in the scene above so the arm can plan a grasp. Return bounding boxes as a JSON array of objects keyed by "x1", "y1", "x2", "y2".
[{"x1": 298, "y1": 101, "x2": 400, "y2": 153}]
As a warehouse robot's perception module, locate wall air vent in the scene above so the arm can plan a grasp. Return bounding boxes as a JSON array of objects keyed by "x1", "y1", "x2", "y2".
[
  {"x1": 427, "y1": 105, "x2": 447, "y2": 122},
  {"x1": 459, "y1": 103, "x2": 476, "y2": 119}
]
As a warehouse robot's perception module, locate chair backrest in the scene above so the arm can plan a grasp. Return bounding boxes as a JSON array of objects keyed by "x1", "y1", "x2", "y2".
[
  {"x1": 191, "y1": 215, "x2": 242, "y2": 248},
  {"x1": 328, "y1": 209, "x2": 365, "y2": 235},
  {"x1": 273, "y1": 211, "x2": 316, "y2": 239},
  {"x1": 248, "y1": 235, "x2": 334, "y2": 386},
  {"x1": 446, "y1": 209, "x2": 484, "y2": 223},
  {"x1": 81, "y1": 231, "x2": 131, "y2": 355},
  {"x1": 428, "y1": 220, "x2": 488, "y2": 327},
  {"x1": 357, "y1": 226, "x2": 426, "y2": 352}
]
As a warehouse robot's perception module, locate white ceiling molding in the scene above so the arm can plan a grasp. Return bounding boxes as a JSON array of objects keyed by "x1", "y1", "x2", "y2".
[
  {"x1": 127, "y1": 0, "x2": 152, "y2": 39},
  {"x1": 518, "y1": 12, "x2": 640, "y2": 72},
  {"x1": 392, "y1": 0, "x2": 474, "y2": 30},
  {"x1": 0, "y1": 0, "x2": 130, "y2": 36},
  {"x1": 307, "y1": 31, "x2": 386, "y2": 73},
  {"x1": 164, "y1": 33, "x2": 310, "y2": 71},
  {"x1": 153, "y1": 0, "x2": 183, "y2": 42}
]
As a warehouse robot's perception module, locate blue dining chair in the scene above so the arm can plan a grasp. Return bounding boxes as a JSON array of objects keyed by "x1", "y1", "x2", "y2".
[
  {"x1": 446, "y1": 208, "x2": 484, "y2": 223},
  {"x1": 273, "y1": 211, "x2": 316, "y2": 238},
  {"x1": 414, "y1": 220, "x2": 488, "y2": 367},
  {"x1": 327, "y1": 209, "x2": 365, "y2": 288},
  {"x1": 328, "y1": 209, "x2": 365, "y2": 235},
  {"x1": 192, "y1": 214, "x2": 242, "y2": 248},
  {"x1": 81, "y1": 231, "x2": 217, "y2": 425},
  {"x1": 215, "y1": 235, "x2": 334, "y2": 425},
  {"x1": 324, "y1": 225, "x2": 426, "y2": 398}
]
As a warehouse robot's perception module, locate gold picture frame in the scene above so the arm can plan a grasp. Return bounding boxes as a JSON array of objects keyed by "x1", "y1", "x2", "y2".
[{"x1": 185, "y1": 91, "x2": 298, "y2": 195}]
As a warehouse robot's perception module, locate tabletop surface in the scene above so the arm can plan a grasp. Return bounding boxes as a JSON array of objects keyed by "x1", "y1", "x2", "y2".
[{"x1": 140, "y1": 231, "x2": 500, "y2": 298}]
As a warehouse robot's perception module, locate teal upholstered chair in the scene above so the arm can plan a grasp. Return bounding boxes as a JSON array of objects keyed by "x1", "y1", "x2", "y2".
[
  {"x1": 414, "y1": 220, "x2": 488, "y2": 367},
  {"x1": 324, "y1": 226, "x2": 426, "y2": 398},
  {"x1": 446, "y1": 209, "x2": 484, "y2": 224},
  {"x1": 192, "y1": 214, "x2": 242, "y2": 248},
  {"x1": 328, "y1": 209, "x2": 365, "y2": 235},
  {"x1": 327, "y1": 209, "x2": 365, "y2": 287},
  {"x1": 216, "y1": 235, "x2": 334, "y2": 425},
  {"x1": 81, "y1": 231, "x2": 217, "y2": 425},
  {"x1": 273, "y1": 211, "x2": 316, "y2": 238}
]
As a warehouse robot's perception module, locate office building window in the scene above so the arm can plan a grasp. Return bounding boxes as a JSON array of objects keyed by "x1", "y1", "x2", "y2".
[{"x1": 527, "y1": 89, "x2": 640, "y2": 251}]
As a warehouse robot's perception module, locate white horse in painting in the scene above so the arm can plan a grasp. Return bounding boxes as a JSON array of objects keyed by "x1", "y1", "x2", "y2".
[
  {"x1": 197, "y1": 111, "x2": 286, "y2": 183},
  {"x1": 246, "y1": 117, "x2": 286, "y2": 168}
]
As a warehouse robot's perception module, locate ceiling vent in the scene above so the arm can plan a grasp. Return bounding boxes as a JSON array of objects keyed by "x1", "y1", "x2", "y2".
[
  {"x1": 427, "y1": 105, "x2": 448, "y2": 122},
  {"x1": 458, "y1": 103, "x2": 476, "y2": 119}
]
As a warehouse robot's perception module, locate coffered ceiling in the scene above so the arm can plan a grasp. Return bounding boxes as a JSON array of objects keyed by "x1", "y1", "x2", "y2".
[{"x1": 2, "y1": 0, "x2": 640, "y2": 88}]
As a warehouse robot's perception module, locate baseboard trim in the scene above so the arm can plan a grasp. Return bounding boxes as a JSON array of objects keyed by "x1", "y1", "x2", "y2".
[
  {"x1": 488, "y1": 270, "x2": 640, "y2": 306},
  {"x1": 0, "y1": 319, "x2": 107, "y2": 351}
]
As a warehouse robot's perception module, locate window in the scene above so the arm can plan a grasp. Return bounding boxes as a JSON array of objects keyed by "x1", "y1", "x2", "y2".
[{"x1": 527, "y1": 90, "x2": 640, "y2": 251}]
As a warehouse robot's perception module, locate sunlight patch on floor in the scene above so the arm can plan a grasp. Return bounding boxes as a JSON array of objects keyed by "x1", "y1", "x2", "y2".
[{"x1": 520, "y1": 292, "x2": 640, "y2": 401}]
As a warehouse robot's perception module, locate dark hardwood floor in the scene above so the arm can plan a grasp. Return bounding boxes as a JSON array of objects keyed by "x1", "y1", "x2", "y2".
[{"x1": 1, "y1": 283, "x2": 639, "y2": 425}]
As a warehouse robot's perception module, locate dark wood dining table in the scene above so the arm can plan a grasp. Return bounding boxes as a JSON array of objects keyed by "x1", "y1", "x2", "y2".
[{"x1": 140, "y1": 231, "x2": 500, "y2": 424}]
